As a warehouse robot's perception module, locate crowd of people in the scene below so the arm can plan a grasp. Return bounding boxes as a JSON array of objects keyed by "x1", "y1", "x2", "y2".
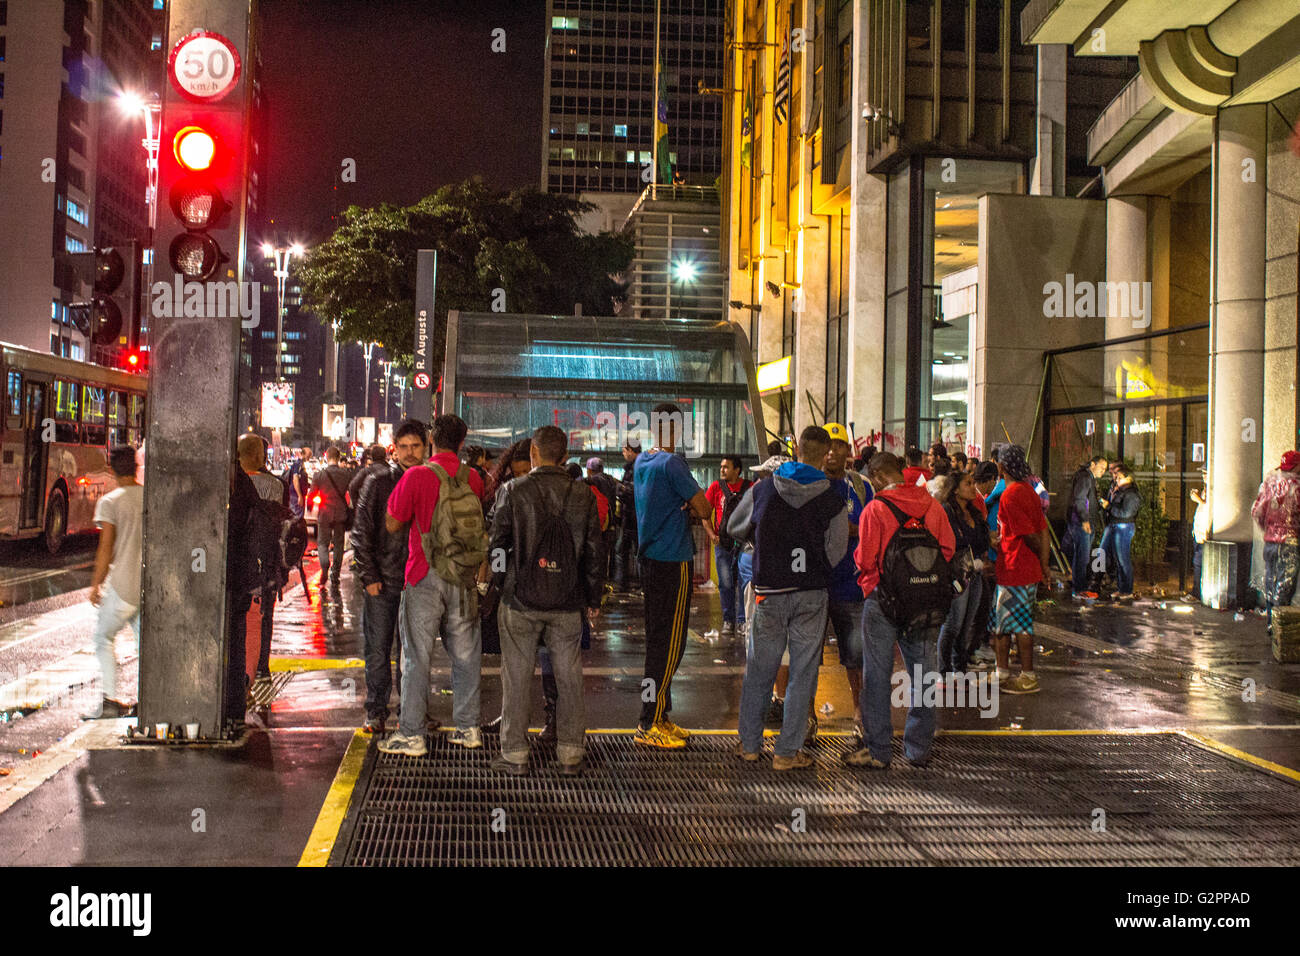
[{"x1": 77, "y1": 404, "x2": 1300, "y2": 773}]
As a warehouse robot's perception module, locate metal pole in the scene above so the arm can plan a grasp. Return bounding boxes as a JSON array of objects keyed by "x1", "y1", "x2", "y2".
[{"x1": 651, "y1": 0, "x2": 662, "y2": 186}]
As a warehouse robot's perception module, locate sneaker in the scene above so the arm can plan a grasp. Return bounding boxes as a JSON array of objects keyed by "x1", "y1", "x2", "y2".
[
  {"x1": 539, "y1": 713, "x2": 557, "y2": 744},
  {"x1": 772, "y1": 750, "x2": 815, "y2": 771},
  {"x1": 659, "y1": 719, "x2": 690, "y2": 741},
  {"x1": 481, "y1": 715, "x2": 501, "y2": 735},
  {"x1": 805, "y1": 715, "x2": 819, "y2": 744},
  {"x1": 362, "y1": 716, "x2": 385, "y2": 736},
  {"x1": 842, "y1": 747, "x2": 889, "y2": 769},
  {"x1": 764, "y1": 696, "x2": 785, "y2": 725},
  {"x1": 449, "y1": 727, "x2": 483, "y2": 749},
  {"x1": 972, "y1": 647, "x2": 996, "y2": 664},
  {"x1": 489, "y1": 754, "x2": 528, "y2": 776},
  {"x1": 634, "y1": 724, "x2": 686, "y2": 750},
  {"x1": 1113, "y1": 592, "x2": 1135, "y2": 602},
  {"x1": 244, "y1": 706, "x2": 269, "y2": 730},
  {"x1": 722, "y1": 621, "x2": 735, "y2": 635},
  {"x1": 732, "y1": 741, "x2": 759, "y2": 762},
  {"x1": 82, "y1": 697, "x2": 137, "y2": 720},
  {"x1": 1001, "y1": 673, "x2": 1041, "y2": 695},
  {"x1": 378, "y1": 732, "x2": 427, "y2": 756},
  {"x1": 558, "y1": 759, "x2": 584, "y2": 777}
]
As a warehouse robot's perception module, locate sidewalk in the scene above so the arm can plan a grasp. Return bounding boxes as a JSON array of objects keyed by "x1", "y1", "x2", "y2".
[{"x1": 0, "y1": 556, "x2": 1296, "y2": 865}]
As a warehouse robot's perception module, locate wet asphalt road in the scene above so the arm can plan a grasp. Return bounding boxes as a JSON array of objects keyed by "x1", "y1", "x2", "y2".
[{"x1": 0, "y1": 535, "x2": 98, "y2": 624}]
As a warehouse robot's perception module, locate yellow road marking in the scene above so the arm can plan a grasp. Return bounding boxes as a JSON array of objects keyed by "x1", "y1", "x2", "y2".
[
  {"x1": 1177, "y1": 731, "x2": 1300, "y2": 783},
  {"x1": 270, "y1": 657, "x2": 365, "y2": 672},
  {"x1": 298, "y1": 729, "x2": 369, "y2": 867}
]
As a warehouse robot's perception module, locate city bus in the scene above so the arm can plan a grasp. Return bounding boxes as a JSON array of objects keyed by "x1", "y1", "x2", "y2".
[{"x1": 0, "y1": 343, "x2": 147, "y2": 553}]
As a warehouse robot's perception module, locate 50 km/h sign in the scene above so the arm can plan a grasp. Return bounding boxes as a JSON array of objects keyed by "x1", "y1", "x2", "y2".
[{"x1": 168, "y1": 30, "x2": 242, "y2": 102}]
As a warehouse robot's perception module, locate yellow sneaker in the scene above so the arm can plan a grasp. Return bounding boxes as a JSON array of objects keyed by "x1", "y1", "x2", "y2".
[
  {"x1": 659, "y1": 719, "x2": 690, "y2": 741},
  {"x1": 634, "y1": 724, "x2": 686, "y2": 749}
]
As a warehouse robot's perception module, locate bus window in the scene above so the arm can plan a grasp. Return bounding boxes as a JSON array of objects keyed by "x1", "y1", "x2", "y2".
[
  {"x1": 6, "y1": 370, "x2": 20, "y2": 417},
  {"x1": 108, "y1": 390, "x2": 127, "y2": 446},
  {"x1": 82, "y1": 386, "x2": 107, "y2": 446},
  {"x1": 128, "y1": 393, "x2": 146, "y2": 446},
  {"x1": 54, "y1": 380, "x2": 80, "y2": 443}
]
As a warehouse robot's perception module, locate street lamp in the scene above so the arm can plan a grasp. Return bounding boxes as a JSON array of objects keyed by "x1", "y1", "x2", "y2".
[
  {"x1": 116, "y1": 90, "x2": 161, "y2": 349},
  {"x1": 261, "y1": 242, "x2": 303, "y2": 382},
  {"x1": 361, "y1": 341, "x2": 378, "y2": 419}
]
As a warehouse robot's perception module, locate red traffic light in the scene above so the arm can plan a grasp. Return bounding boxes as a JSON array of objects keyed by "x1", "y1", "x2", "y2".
[
  {"x1": 127, "y1": 352, "x2": 140, "y2": 368},
  {"x1": 174, "y1": 126, "x2": 217, "y2": 172}
]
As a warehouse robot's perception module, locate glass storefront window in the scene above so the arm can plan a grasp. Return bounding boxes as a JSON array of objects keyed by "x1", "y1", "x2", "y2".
[{"x1": 922, "y1": 158, "x2": 1022, "y2": 453}]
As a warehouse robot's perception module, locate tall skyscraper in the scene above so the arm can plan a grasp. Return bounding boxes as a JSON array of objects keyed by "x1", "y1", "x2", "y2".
[
  {"x1": 0, "y1": 0, "x2": 161, "y2": 361},
  {"x1": 541, "y1": 0, "x2": 724, "y2": 196}
]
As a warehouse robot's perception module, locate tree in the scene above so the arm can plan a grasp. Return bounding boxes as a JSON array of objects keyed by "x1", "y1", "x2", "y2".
[{"x1": 297, "y1": 179, "x2": 633, "y2": 370}]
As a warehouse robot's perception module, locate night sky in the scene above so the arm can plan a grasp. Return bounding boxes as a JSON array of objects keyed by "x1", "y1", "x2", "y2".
[{"x1": 257, "y1": 0, "x2": 546, "y2": 243}]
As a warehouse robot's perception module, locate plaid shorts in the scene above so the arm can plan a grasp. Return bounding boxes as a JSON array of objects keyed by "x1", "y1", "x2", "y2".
[{"x1": 991, "y1": 584, "x2": 1037, "y2": 635}]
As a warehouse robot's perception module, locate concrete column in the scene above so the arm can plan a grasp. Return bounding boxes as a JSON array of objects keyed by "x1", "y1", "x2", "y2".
[
  {"x1": 845, "y1": 0, "x2": 887, "y2": 443},
  {"x1": 1031, "y1": 45, "x2": 1067, "y2": 197},
  {"x1": 1208, "y1": 104, "x2": 1267, "y2": 544},
  {"x1": 798, "y1": 219, "x2": 830, "y2": 435}
]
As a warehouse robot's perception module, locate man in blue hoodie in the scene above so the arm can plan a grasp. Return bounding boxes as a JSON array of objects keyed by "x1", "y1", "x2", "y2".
[{"x1": 727, "y1": 425, "x2": 849, "y2": 770}]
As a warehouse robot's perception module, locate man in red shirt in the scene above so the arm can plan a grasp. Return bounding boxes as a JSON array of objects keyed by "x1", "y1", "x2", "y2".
[
  {"x1": 704, "y1": 456, "x2": 751, "y2": 633},
  {"x1": 379, "y1": 414, "x2": 487, "y2": 756},
  {"x1": 901, "y1": 447, "x2": 932, "y2": 488},
  {"x1": 991, "y1": 444, "x2": 1049, "y2": 695},
  {"x1": 844, "y1": 452, "x2": 955, "y2": 769}
]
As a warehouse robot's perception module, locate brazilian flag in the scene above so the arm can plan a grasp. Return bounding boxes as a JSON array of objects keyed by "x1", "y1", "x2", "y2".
[{"x1": 656, "y1": 58, "x2": 672, "y2": 183}]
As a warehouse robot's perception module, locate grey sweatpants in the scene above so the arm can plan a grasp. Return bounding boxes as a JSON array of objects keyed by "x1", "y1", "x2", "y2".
[{"x1": 498, "y1": 604, "x2": 586, "y2": 765}]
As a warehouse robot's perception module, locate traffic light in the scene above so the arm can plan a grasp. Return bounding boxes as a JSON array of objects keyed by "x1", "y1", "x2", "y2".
[
  {"x1": 123, "y1": 349, "x2": 147, "y2": 373},
  {"x1": 90, "y1": 240, "x2": 141, "y2": 347},
  {"x1": 155, "y1": 11, "x2": 254, "y2": 294}
]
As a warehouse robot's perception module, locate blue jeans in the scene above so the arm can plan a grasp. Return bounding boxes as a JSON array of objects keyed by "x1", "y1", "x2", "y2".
[
  {"x1": 715, "y1": 546, "x2": 744, "y2": 625},
  {"x1": 362, "y1": 587, "x2": 402, "y2": 721},
  {"x1": 738, "y1": 590, "x2": 827, "y2": 756},
  {"x1": 397, "y1": 572, "x2": 481, "y2": 736},
  {"x1": 1065, "y1": 520, "x2": 1093, "y2": 592},
  {"x1": 861, "y1": 597, "x2": 939, "y2": 765},
  {"x1": 1101, "y1": 522, "x2": 1135, "y2": 593},
  {"x1": 937, "y1": 574, "x2": 983, "y2": 672},
  {"x1": 1264, "y1": 541, "x2": 1300, "y2": 609},
  {"x1": 1191, "y1": 541, "x2": 1203, "y2": 598},
  {"x1": 92, "y1": 583, "x2": 140, "y2": 701},
  {"x1": 828, "y1": 599, "x2": 864, "y2": 670}
]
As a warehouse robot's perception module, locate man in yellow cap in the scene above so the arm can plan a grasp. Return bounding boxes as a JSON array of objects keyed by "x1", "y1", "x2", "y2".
[{"x1": 821, "y1": 423, "x2": 872, "y2": 740}]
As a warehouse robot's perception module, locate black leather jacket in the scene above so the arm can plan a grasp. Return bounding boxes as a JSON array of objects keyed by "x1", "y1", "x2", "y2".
[
  {"x1": 489, "y1": 465, "x2": 606, "y2": 611},
  {"x1": 1108, "y1": 482, "x2": 1142, "y2": 523},
  {"x1": 351, "y1": 463, "x2": 408, "y2": 591}
]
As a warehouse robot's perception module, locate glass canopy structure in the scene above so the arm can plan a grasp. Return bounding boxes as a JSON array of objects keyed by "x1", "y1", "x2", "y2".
[{"x1": 443, "y1": 312, "x2": 764, "y2": 484}]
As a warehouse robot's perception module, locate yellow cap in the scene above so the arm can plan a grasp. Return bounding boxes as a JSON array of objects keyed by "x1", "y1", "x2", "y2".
[{"x1": 823, "y1": 422, "x2": 851, "y2": 445}]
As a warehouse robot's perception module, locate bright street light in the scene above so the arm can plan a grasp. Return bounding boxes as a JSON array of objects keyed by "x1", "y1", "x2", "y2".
[{"x1": 673, "y1": 259, "x2": 698, "y2": 283}]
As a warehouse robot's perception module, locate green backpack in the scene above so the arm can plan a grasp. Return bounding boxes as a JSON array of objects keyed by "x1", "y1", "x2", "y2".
[{"x1": 420, "y1": 462, "x2": 487, "y2": 597}]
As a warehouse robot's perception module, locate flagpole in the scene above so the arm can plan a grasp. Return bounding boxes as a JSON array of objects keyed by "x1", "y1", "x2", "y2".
[{"x1": 652, "y1": 0, "x2": 662, "y2": 186}]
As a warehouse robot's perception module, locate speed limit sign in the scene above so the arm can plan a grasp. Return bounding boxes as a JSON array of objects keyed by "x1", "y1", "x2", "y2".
[
  {"x1": 414, "y1": 372, "x2": 431, "y2": 390},
  {"x1": 168, "y1": 30, "x2": 242, "y2": 102}
]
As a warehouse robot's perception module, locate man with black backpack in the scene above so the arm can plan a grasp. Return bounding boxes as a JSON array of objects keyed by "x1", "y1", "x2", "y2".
[
  {"x1": 727, "y1": 427, "x2": 848, "y2": 770},
  {"x1": 845, "y1": 452, "x2": 956, "y2": 769},
  {"x1": 488, "y1": 426, "x2": 605, "y2": 776},
  {"x1": 380, "y1": 414, "x2": 487, "y2": 757},
  {"x1": 704, "y1": 456, "x2": 751, "y2": 634},
  {"x1": 352, "y1": 420, "x2": 427, "y2": 736},
  {"x1": 309, "y1": 446, "x2": 352, "y2": 597}
]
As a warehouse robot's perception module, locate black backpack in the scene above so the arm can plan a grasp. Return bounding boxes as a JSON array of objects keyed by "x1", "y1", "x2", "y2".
[
  {"x1": 248, "y1": 497, "x2": 308, "y2": 595},
  {"x1": 514, "y1": 481, "x2": 580, "y2": 611},
  {"x1": 717, "y1": 480, "x2": 752, "y2": 552},
  {"x1": 874, "y1": 497, "x2": 960, "y2": 632}
]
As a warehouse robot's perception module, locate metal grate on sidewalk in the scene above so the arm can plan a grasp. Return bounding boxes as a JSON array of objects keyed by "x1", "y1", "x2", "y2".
[{"x1": 333, "y1": 733, "x2": 1300, "y2": 866}]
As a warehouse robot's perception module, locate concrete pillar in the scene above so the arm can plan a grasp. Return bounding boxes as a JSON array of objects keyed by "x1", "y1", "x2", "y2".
[
  {"x1": 1031, "y1": 45, "x2": 1067, "y2": 198},
  {"x1": 1208, "y1": 104, "x2": 1267, "y2": 544},
  {"x1": 845, "y1": 0, "x2": 887, "y2": 444}
]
